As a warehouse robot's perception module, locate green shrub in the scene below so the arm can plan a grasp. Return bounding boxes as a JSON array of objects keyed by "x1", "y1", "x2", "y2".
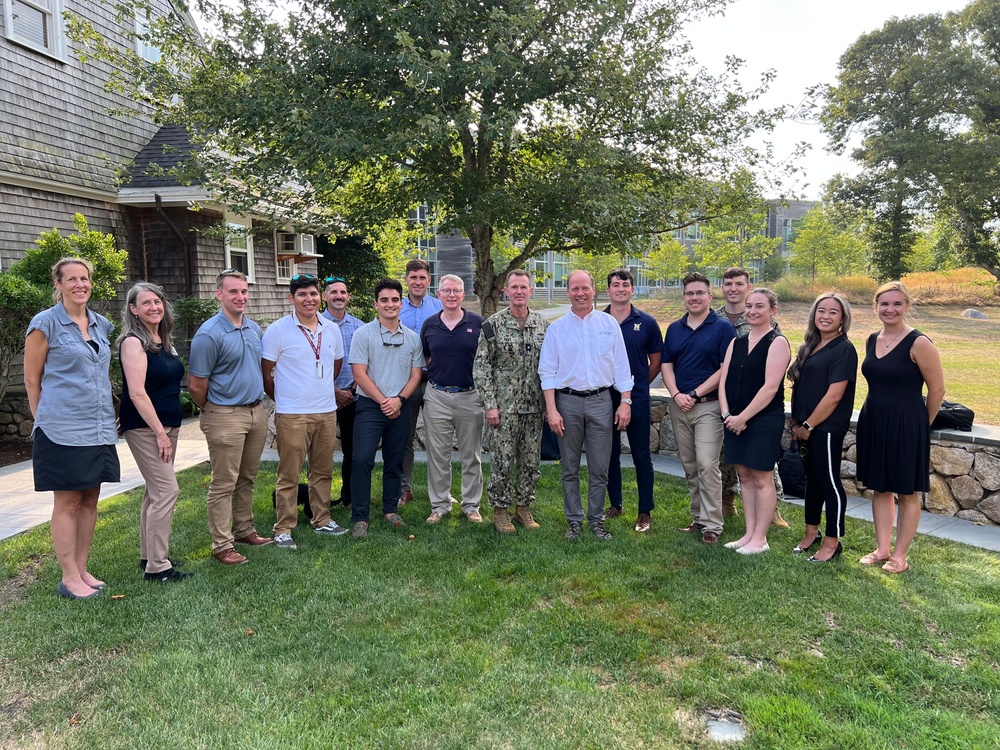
[{"x1": 0, "y1": 273, "x2": 51, "y2": 403}]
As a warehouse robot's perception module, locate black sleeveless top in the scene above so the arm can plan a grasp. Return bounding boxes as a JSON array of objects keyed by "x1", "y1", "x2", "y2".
[
  {"x1": 725, "y1": 329, "x2": 785, "y2": 417},
  {"x1": 119, "y1": 337, "x2": 186, "y2": 432}
]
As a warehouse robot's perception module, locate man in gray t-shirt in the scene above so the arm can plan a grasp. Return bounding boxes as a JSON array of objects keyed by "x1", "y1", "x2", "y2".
[{"x1": 347, "y1": 278, "x2": 424, "y2": 537}]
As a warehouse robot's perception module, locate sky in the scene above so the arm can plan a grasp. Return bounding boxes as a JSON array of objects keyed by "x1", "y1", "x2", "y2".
[{"x1": 683, "y1": 0, "x2": 972, "y2": 199}]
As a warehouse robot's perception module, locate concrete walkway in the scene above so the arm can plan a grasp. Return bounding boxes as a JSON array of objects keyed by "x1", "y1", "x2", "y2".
[{"x1": 1, "y1": 428, "x2": 998, "y2": 551}]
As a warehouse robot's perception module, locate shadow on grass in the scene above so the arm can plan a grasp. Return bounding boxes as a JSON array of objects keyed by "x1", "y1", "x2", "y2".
[{"x1": 1, "y1": 463, "x2": 999, "y2": 749}]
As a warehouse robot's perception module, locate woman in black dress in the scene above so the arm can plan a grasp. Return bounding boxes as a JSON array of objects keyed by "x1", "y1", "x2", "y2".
[
  {"x1": 856, "y1": 282, "x2": 945, "y2": 574},
  {"x1": 788, "y1": 293, "x2": 857, "y2": 562},
  {"x1": 719, "y1": 288, "x2": 791, "y2": 555}
]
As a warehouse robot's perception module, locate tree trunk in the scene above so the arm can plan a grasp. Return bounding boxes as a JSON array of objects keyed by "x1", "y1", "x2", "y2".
[{"x1": 470, "y1": 224, "x2": 503, "y2": 317}]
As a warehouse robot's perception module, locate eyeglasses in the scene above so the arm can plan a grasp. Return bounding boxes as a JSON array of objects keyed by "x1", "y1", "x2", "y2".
[
  {"x1": 683, "y1": 290, "x2": 709, "y2": 298},
  {"x1": 324, "y1": 276, "x2": 345, "y2": 284},
  {"x1": 292, "y1": 274, "x2": 318, "y2": 281},
  {"x1": 380, "y1": 329, "x2": 403, "y2": 347},
  {"x1": 438, "y1": 288, "x2": 463, "y2": 296}
]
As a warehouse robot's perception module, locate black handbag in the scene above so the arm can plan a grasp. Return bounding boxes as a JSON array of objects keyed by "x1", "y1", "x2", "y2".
[
  {"x1": 927, "y1": 398, "x2": 975, "y2": 432},
  {"x1": 778, "y1": 439, "x2": 807, "y2": 498}
]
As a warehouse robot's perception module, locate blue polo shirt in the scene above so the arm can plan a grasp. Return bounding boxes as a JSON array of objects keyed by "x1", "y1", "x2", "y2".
[
  {"x1": 663, "y1": 310, "x2": 736, "y2": 396},
  {"x1": 603, "y1": 304, "x2": 663, "y2": 398},
  {"x1": 421, "y1": 309, "x2": 484, "y2": 390}
]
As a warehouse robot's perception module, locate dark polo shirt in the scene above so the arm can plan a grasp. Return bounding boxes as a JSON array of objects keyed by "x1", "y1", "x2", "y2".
[
  {"x1": 603, "y1": 304, "x2": 663, "y2": 398},
  {"x1": 663, "y1": 310, "x2": 736, "y2": 396},
  {"x1": 420, "y1": 309, "x2": 485, "y2": 390}
]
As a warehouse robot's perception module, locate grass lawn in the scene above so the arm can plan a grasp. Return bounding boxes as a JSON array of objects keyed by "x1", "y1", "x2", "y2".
[
  {"x1": 637, "y1": 300, "x2": 1000, "y2": 425},
  {"x1": 2, "y1": 463, "x2": 999, "y2": 749}
]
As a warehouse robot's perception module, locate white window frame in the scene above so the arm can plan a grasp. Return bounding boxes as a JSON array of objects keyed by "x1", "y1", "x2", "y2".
[
  {"x1": 225, "y1": 214, "x2": 255, "y2": 283},
  {"x1": 274, "y1": 232, "x2": 316, "y2": 283},
  {"x1": 3, "y1": 0, "x2": 67, "y2": 60},
  {"x1": 134, "y1": 14, "x2": 161, "y2": 63}
]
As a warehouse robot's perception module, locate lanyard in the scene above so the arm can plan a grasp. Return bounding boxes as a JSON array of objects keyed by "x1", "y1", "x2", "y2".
[{"x1": 297, "y1": 324, "x2": 324, "y2": 378}]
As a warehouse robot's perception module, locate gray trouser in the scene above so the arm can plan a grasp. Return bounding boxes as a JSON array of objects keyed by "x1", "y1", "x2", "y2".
[
  {"x1": 556, "y1": 390, "x2": 613, "y2": 524},
  {"x1": 670, "y1": 399, "x2": 724, "y2": 534}
]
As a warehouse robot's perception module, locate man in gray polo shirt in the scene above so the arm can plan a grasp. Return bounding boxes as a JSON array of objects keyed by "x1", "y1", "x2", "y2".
[
  {"x1": 348, "y1": 278, "x2": 425, "y2": 537},
  {"x1": 189, "y1": 270, "x2": 273, "y2": 565}
]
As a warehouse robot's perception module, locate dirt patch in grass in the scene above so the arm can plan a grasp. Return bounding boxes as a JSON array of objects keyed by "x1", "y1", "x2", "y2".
[{"x1": 0, "y1": 556, "x2": 45, "y2": 610}]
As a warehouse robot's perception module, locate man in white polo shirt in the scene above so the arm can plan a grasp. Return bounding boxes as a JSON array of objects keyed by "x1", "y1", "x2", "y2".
[{"x1": 262, "y1": 274, "x2": 347, "y2": 550}]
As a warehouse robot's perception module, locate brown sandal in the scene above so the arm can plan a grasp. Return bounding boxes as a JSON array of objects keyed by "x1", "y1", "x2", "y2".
[{"x1": 859, "y1": 551, "x2": 890, "y2": 566}]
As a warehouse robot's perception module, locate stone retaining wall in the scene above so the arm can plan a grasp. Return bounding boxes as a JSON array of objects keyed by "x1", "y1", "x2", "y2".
[
  {"x1": 644, "y1": 391, "x2": 1000, "y2": 527},
  {"x1": 0, "y1": 395, "x2": 33, "y2": 440}
]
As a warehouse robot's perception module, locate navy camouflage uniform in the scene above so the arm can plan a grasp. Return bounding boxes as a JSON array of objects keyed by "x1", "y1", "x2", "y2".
[{"x1": 472, "y1": 308, "x2": 548, "y2": 509}]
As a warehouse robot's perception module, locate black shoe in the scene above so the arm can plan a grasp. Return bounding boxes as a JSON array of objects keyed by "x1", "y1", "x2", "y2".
[
  {"x1": 565, "y1": 521, "x2": 582, "y2": 540},
  {"x1": 140, "y1": 557, "x2": 183, "y2": 572},
  {"x1": 807, "y1": 542, "x2": 843, "y2": 563},
  {"x1": 793, "y1": 534, "x2": 822, "y2": 554},
  {"x1": 144, "y1": 567, "x2": 192, "y2": 583}
]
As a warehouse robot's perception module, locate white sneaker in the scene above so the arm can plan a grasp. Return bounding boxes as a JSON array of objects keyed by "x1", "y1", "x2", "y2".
[
  {"x1": 314, "y1": 521, "x2": 348, "y2": 536},
  {"x1": 274, "y1": 533, "x2": 297, "y2": 549}
]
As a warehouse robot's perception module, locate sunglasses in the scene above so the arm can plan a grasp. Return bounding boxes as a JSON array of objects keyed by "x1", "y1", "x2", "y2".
[
  {"x1": 324, "y1": 276, "x2": 346, "y2": 284},
  {"x1": 380, "y1": 329, "x2": 404, "y2": 347},
  {"x1": 292, "y1": 274, "x2": 318, "y2": 281}
]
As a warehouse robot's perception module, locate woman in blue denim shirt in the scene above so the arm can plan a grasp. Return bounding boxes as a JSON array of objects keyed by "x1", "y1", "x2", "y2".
[{"x1": 24, "y1": 258, "x2": 120, "y2": 600}]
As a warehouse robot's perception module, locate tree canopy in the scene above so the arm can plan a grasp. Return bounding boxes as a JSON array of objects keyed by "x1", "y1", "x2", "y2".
[
  {"x1": 87, "y1": 0, "x2": 781, "y2": 313},
  {"x1": 820, "y1": 0, "x2": 1000, "y2": 281}
]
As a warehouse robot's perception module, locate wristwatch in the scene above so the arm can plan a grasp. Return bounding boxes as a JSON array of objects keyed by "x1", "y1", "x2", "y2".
[
  {"x1": 622, "y1": 398, "x2": 632, "y2": 405},
  {"x1": 801, "y1": 420, "x2": 813, "y2": 432},
  {"x1": 687, "y1": 389, "x2": 698, "y2": 399},
  {"x1": 720, "y1": 412, "x2": 731, "y2": 421},
  {"x1": 398, "y1": 394, "x2": 408, "y2": 404}
]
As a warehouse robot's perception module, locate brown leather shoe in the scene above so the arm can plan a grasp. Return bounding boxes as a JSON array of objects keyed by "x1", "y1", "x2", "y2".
[
  {"x1": 398, "y1": 490, "x2": 414, "y2": 506},
  {"x1": 677, "y1": 521, "x2": 705, "y2": 533},
  {"x1": 465, "y1": 511, "x2": 483, "y2": 523},
  {"x1": 234, "y1": 532, "x2": 273, "y2": 546},
  {"x1": 634, "y1": 513, "x2": 652, "y2": 533},
  {"x1": 604, "y1": 506, "x2": 625, "y2": 519},
  {"x1": 213, "y1": 548, "x2": 248, "y2": 565},
  {"x1": 701, "y1": 530, "x2": 720, "y2": 545}
]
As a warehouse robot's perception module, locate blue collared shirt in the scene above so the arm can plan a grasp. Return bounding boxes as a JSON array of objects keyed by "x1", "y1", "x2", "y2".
[
  {"x1": 603, "y1": 304, "x2": 664, "y2": 397},
  {"x1": 189, "y1": 311, "x2": 266, "y2": 406},
  {"x1": 663, "y1": 310, "x2": 736, "y2": 396},
  {"x1": 27, "y1": 303, "x2": 118, "y2": 446},
  {"x1": 322, "y1": 309, "x2": 365, "y2": 390},
  {"x1": 400, "y1": 294, "x2": 443, "y2": 336}
]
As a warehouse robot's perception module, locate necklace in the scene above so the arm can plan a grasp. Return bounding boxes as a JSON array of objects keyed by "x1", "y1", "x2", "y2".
[
  {"x1": 747, "y1": 328, "x2": 768, "y2": 345},
  {"x1": 882, "y1": 328, "x2": 905, "y2": 349}
]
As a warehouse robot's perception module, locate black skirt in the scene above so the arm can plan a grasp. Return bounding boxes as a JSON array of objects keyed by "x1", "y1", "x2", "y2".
[
  {"x1": 723, "y1": 410, "x2": 785, "y2": 472},
  {"x1": 32, "y1": 429, "x2": 121, "y2": 492}
]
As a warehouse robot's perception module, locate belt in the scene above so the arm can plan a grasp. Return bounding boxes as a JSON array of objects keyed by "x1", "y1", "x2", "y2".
[
  {"x1": 430, "y1": 382, "x2": 476, "y2": 393},
  {"x1": 239, "y1": 399, "x2": 263, "y2": 408},
  {"x1": 693, "y1": 395, "x2": 718, "y2": 404},
  {"x1": 557, "y1": 386, "x2": 610, "y2": 397}
]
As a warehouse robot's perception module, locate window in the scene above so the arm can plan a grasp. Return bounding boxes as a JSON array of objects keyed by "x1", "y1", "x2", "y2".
[
  {"x1": 408, "y1": 205, "x2": 438, "y2": 291},
  {"x1": 552, "y1": 253, "x2": 568, "y2": 288},
  {"x1": 274, "y1": 232, "x2": 317, "y2": 282},
  {"x1": 134, "y1": 15, "x2": 161, "y2": 63},
  {"x1": 4, "y1": 0, "x2": 67, "y2": 59},
  {"x1": 225, "y1": 217, "x2": 255, "y2": 282}
]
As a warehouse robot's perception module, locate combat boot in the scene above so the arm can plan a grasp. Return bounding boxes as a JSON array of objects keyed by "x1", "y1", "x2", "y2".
[
  {"x1": 513, "y1": 505, "x2": 540, "y2": 530},
  {"x1": 493, "y1": 508, "x2": 516, "y2": 534},
  {"x1": 722, "y1": 495, "x2": 739, "y2": 517},
  {"x1": 772, "y1": 506, "x2": 789, "y2": 529}
]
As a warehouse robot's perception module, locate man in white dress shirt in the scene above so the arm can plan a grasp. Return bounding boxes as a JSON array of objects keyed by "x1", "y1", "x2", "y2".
[{"x1": 538, "y1": 270, "x2": 634, "y2": 541}]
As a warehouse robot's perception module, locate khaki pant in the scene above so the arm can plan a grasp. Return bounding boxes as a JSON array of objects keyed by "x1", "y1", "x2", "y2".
[
  {"x1": 273, "y1": 411, "x2": 337, "y2": 535},
  {"x1": 200, "y1": 402, "x2": 268, "y2": 553},
  {"x1": 125, "y1": 426, "x2": 179, "y2": 574},
  {"x1": 423, "y1": 387, "x2": 484, "y2": 514},
  {"x1": 670, "y1": 399, "x2": 725, "y2": 534}
]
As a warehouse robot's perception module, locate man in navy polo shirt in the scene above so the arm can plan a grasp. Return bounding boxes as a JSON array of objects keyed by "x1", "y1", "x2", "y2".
[
  {"x1": 602, "y1": 269, "x2": 663, "y2": 532},
  {"x1": 420, "y1": 274, "x2": 485, "y2": 524},
  {"x1": 661, "y1": 272, "x2": 736, "y2": 544}
]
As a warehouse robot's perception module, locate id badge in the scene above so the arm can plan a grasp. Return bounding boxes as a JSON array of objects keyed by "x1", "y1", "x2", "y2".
[{"x1": 316, "y1": 361, "x2": 324, "y2": 379}]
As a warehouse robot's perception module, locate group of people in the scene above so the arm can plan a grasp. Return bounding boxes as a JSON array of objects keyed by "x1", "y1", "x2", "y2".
[{"x1": 26, "y1": 256, "x2": 945, "y2": 599}]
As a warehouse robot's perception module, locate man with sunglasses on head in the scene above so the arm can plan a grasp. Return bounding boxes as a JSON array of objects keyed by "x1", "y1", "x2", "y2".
[
  {"x1": 188, "y1": 269, "x2": 272, "y2": 565},
  {"x1": 347, "y1": 278, "x2": 425, "y2": 537},
  {"x1": 322, "y1": 276, "x2": 364, "y2": 509},
  {"x1": 262, "y1": 274, "x2": 347, "y2": 550},
  {"x1": 398, "y1": 258, "x2": 443, "y2": 507}
]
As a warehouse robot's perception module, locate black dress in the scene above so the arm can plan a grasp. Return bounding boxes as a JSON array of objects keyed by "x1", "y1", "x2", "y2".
[
  {"x1": 856, "y1": 330, "x2": 930, "y2": 494},
  {"x1": 724, "y1": 329, "x2": 786, "y2": 471}
]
